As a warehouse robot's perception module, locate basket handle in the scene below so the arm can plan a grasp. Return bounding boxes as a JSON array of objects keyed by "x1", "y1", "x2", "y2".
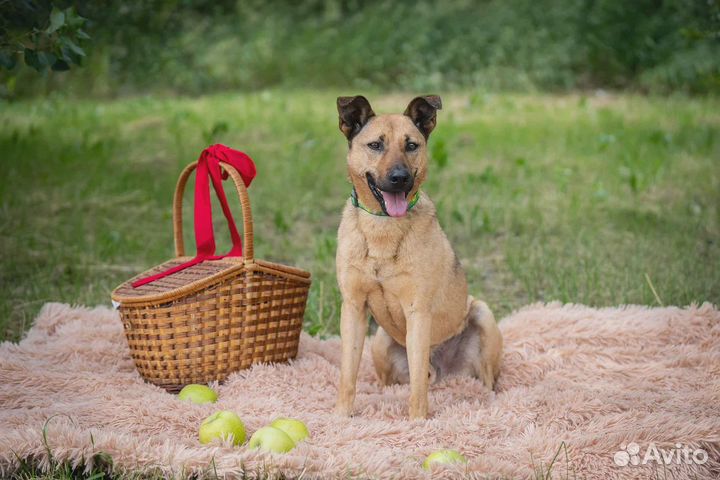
[
  {"x1": 131, "y1": 146, "x2": 256, "y2": 289},
  {"x1": 173, "y1": 158, "x2": 255, "y2": 263}
]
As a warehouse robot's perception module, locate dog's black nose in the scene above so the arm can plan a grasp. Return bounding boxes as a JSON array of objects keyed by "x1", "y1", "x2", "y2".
[{"x1": 386, "y1": 165, "x2": 412, "y2": 191}]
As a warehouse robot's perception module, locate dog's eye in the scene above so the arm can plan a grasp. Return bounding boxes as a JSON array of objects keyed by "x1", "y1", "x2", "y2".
[
  {"x1": 367, "y1": 141, "x2": 383, "y2": 151},
  {"x1": 406, "y1": 142, "x2": 419, "y2": 152}
]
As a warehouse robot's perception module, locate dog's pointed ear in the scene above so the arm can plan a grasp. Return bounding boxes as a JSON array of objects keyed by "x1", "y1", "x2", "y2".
[
  {"x1": 404, "y1": 95, "x2": 442, "y2": 139},
  {"x1": 337, "y1": 95, "x2": 375, "y2": 142}
]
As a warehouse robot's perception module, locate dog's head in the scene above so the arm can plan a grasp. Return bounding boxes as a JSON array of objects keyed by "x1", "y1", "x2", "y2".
[{"x1": 337, "y1": 95, "x2": 441, "y2": 217}]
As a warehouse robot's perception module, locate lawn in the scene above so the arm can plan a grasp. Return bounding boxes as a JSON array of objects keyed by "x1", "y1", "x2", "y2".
[{"x1": 1, "y1": 90, "x2": 718, "y2": 344}]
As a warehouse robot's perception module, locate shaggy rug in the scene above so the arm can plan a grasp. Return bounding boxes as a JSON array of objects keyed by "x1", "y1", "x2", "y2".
[{"x1": 0, "y1": 302, "x2": 718, "y2": 479}]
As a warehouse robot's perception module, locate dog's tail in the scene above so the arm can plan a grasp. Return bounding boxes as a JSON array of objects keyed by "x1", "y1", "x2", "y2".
[{"x1": 467, "y1": 296, "x2": 503, "y2": 388}]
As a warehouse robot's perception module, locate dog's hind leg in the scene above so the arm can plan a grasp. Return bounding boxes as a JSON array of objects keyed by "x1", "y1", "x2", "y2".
[
  {"x1": 371, "y1": 326, "x2": 410, "y2": 385},
  {"x1": 429, "y1": 298, "x2": 502, "y2": 389},
  {"x1": 372, "y1": 327, "x2": 437, "y2": 386},
  {"x1": 371, "y1": 326, "x2": 398, "y2": 385}
]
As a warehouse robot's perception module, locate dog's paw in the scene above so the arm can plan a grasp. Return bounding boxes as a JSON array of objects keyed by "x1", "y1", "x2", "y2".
[{"x1": 334, "y1": 403, "x2": 353, "y2": 417}]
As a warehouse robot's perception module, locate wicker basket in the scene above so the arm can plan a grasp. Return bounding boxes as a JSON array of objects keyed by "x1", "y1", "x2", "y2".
[{"x1": 111, "y1": 157, "x2": 311, "y2": 392}]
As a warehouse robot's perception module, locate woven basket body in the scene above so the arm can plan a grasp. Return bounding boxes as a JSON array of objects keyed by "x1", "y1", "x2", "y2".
[{"x1": 112, "y1": 160, "x2": 310, "y2": 392}]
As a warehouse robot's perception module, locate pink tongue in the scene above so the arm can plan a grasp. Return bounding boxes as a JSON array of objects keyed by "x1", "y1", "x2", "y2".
[{"x1": 381, "y1": 191, "x2": 409, "y2": 217}]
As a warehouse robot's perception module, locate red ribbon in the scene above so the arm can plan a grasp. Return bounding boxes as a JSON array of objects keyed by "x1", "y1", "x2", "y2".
[{"x1": 132, "y1": 144, "x2": 256, "y2": 288}]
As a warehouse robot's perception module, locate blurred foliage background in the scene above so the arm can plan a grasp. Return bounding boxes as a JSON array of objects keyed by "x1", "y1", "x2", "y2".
[
  {"x1": 1, "y1": 0, "x2": 719, "y2": 344},
  {"x1": 2, "y1": 0, "x2": 719, "y2": 98}
]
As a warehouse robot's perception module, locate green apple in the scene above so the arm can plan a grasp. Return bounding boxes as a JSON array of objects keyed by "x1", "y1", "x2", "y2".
[
  {"x1": 422, "y1": 449, "x2": 468, "y2": 470},
  {"x1": 178, "y1": 384, "x2": 218, "y2": 404},
  {"x1": 248, "y1": 426, "x2": 296, "y2": 453},
  {"x1": 198, "y1": 411, "x2": 246, "y2": 445},
  {"x1": 269, "y1": 418, "x2": 310, "y2": 444}
]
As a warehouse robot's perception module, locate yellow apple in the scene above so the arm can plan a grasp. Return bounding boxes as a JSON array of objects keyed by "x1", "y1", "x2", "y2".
[
  {"x1": 198, "y1": 411, "x2": 245, "y2": 445},
  {"x1": 422, "y1": 449, "x2": 468, "y2": 470},
  {"x1": 269, "y1": 418, "x2": 310, "y2": 444},
  {"x1": 178, "y1": 384, "x2": 218, "y2": 404},
  {"x1": 248, "y1": 426, "x2": 296, "y2": 453}
]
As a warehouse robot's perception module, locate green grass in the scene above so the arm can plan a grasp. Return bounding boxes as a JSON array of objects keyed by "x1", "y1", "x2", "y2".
[{"x1": 0, "y1": 90, "x2": 719, "y2": 343}]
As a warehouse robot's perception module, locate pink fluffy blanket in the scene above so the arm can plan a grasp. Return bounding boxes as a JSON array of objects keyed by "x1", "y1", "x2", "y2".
[{"x1": 1, "y1": 302, "x2": 718, "y2": 479}]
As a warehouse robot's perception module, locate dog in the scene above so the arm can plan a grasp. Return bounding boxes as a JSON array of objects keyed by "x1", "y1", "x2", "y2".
[{"x1": 334, "y1": 95, "x2": 503, "y2": 419}]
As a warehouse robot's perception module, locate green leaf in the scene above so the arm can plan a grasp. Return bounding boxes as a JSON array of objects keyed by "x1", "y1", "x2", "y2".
[
  {"x1": 47, "y1": 7, "x2": 65, "y2": 34},
  {"x1": 0, "y1": 51, "x2": 17, "y2": 70},
  {"x1": 64, "y1": 7, "x2": 86, "y2": 28},
  {"x1": 40, "y1": 52, "x2": 57, "y2": 67},
  {"x1": 76, "y1": 29, "x2": 91, "y2": 40},
  {"x1": 61, "y1": 37, "x2": 86, "y2": 57},
  {"x1": 51, "y1": 59, "x2": 70, "y2": 71},
  {"x1": 24, "y1": 48, "x2": 45, "y2": 71}
]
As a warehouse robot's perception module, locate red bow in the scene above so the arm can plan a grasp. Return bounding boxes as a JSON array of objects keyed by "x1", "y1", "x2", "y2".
[{"x1": 132, "y1": 145, "x2": 257, "y2": 288}]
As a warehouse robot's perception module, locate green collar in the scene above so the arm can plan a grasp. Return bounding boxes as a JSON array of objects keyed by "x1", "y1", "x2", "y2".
[{"x1": 350, "y1": 188, "x2": 421, "y2": 216}]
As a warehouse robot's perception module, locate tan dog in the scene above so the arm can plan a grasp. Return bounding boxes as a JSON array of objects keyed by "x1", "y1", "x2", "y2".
[{"x1": 334, "y1": 95, "x2": 503, "y2": 419}]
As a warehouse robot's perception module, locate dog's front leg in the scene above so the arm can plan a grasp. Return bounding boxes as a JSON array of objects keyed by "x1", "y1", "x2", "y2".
[
  {"x1": 406, "y1": 310, "x2": 432, "y2": 419},
  {"x1": 335, "y1": 300, "x2": 368, "y2": 417}
]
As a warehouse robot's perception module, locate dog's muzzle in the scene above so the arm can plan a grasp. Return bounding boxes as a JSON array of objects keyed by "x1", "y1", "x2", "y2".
[
  {"x1": 366, "y1": 168, "x2": 414, "y2": 218},
  {"x1": 379, "y1": 165, "x2": 413, "y2": 194}
]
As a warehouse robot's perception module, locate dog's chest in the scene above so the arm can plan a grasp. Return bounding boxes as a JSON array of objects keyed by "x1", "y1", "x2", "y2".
[
  {"x1": 362, "y1": 251, "x2": 411, "y2": 342},
  {"x1": 341, "y1": 215, "x2": 416, "y2": 341},
  {"x1": 360, "y1": 228, "x2": 411, "y2": 287},
  {"x1": 366, "y1": 281, "x2": 407, "y2": 342}
]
